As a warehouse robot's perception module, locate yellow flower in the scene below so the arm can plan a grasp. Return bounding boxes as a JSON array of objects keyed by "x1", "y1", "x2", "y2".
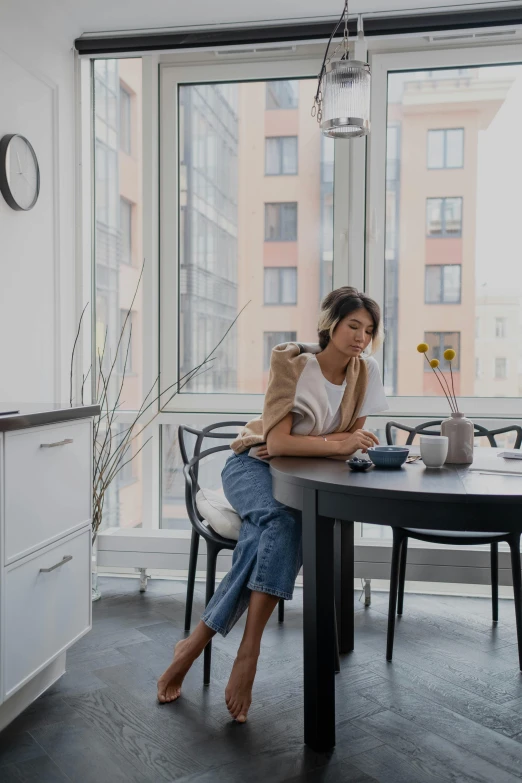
[
  {"x1": 430, "y1": 359, "x2": 439, "y2": 368},
  {"x1": 417, "y1": 343, "x2": 429, "y2": 354},
  {"x1": 443, "y1": 349, "x2": 456, "y2": 361}
]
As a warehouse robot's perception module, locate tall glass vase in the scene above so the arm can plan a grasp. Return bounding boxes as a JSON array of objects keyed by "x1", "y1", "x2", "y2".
[{"x1": 441, "y1": 412, "x2": 474, "y2": 464}]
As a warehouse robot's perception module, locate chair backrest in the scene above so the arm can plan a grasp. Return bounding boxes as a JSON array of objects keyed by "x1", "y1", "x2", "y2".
[
  {"x1": 386, "y1": 420, "x2": 522, "y2": 449},
  {"x1": 178, "y1": 422, "x2": 246, "y2": 542}
]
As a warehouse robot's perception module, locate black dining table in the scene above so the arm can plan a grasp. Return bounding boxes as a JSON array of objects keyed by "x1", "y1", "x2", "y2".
[{"x1": 270, "y1": 447, "x2": 522, "y2": 752}]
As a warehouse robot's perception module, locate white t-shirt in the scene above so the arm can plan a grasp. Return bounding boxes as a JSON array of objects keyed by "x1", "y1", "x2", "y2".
[{"x1": 319, "y1": 356, "x2": 388, "y2": 435}]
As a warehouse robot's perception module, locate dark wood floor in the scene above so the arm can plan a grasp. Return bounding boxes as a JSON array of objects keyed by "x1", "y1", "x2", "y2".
[{"x1": 2, "y1": 578, "x2": 522, "y2": 782}]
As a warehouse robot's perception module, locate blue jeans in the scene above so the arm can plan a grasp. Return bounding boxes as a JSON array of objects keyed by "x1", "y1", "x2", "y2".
[{"x1": 201, "y1": 452, "x2": 303, "y2": 637}]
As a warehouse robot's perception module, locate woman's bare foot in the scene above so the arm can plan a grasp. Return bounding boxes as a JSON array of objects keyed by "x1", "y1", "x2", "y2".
[
  {"x1": 157, "y1": 639, "x2": 195, "y2": 703},
  {"x1": 225, "y1": 651, "x2": 259, "y2": 722}
]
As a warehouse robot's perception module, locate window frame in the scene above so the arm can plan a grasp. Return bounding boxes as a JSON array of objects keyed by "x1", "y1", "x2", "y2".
[
  {"x1": 264, "y1": 267, "x2": 298, "y2": 306},
  {"x1": 424, "y1": 263, "x2": 462, "y2": 305},
  {"x1": 159, "y1": 54, "x2": 349, "y2": 414},
  {"x1": 426, "y1": 196, "x2": 463, "y2": 238},
  {"x1": 427, "y1": 127, "x2": 464, "y2": 170},
  {"x1": 265, "y1": 135, "x2": 298, "y2": 176},
  {"x1": 367, "y1": 43, "x2": 522, "y2": 420},
  {"x1": 119, "y1": 84, "x2": 132, "y2": 155}
]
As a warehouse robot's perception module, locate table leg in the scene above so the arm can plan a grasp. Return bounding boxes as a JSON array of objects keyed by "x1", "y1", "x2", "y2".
[
  {"x1": 334, "y1": 520, "x2": 354, "y2": 654},
  {"x1": 302, "y1": 488, "x2": 336, "y2": 751}
]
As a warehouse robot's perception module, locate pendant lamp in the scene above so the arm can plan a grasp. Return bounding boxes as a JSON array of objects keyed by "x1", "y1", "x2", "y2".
[{"x1": 312, "y1": 2, "x2": 371, "y2": 138}]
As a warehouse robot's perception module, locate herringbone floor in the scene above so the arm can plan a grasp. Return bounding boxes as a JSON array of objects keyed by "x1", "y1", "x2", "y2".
[{"x1": 2, "y1": 577, "x2": 522, "y2": 782}]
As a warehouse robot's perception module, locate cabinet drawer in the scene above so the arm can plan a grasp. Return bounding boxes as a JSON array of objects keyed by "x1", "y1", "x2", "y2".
[
  {"x1": 5, "y1": 420, "x2": 91, "y2": 563},
  {"x1": 3, "y1": 528, "x2": 91, "y2": 699}
]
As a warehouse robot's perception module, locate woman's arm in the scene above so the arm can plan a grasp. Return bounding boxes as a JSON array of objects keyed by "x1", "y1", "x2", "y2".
[{"x1": 265, "y1": 414, "x2": 378, "y2": 459}]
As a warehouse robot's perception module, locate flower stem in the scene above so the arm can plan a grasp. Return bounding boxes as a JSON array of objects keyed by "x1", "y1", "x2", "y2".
[
  {"x1": 424, "y1": 354, "x2": 454, "y2": 411},
  {"x1": 449, "y1": 364, "x2": 459, "y2": 412},
  {"x1": 435, "y1": 368, "x2": 456, "y2": 413}
]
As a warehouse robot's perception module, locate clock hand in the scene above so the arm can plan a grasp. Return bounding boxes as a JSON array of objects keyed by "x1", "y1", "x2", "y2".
[{"x1": 16, "y1": 150, "x2": 23, "y2": 174}]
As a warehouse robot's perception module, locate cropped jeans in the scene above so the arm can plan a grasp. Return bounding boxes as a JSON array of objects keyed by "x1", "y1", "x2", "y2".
[{"x1": 201, "y1": 451, "x2": 303, "y2": 637}]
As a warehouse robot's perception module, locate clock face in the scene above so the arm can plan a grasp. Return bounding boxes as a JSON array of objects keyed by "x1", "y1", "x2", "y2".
[{"x1": 0, "y1": 134, "x2": 40, "y2": 211}]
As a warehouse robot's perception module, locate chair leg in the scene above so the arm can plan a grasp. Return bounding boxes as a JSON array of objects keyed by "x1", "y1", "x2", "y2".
[
  {"x1": 278, "y1": 598, "x2": 285, "y2": 623},
  {"x1": 184, "y1": 529, "x2": 200, "y2": 632},
  {"x1": 203, "y1": 544, "x2": 218, "y2": 685},
  {"x1": 386, "y1": 529, "x2": 405, "y2": 662},
  {"x1": 508, "y1": 533, "x2": 522, "y2": 672},
  {"x1": 397, "y1": 536, "x2": 408, "y2": 616},
  {"x1": 491, "y1": 542, "x2": 499, "y2": 624}
]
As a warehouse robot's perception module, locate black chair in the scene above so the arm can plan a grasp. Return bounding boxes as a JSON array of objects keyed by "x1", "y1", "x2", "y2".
[
  {"x1": 179, "y1": 423, "x2": 285, "y2": 684},
  {"x1": 385, "y1": 420, "x2": 522, "y2": 669}
]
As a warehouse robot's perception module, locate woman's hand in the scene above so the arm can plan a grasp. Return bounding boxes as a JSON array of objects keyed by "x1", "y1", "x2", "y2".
[
  {"x1": 256, "y1": 445, "x2": 270, "y2": 460},
  {"x1": 334, "y1": 430, "x2": 379, "y2": 457}
]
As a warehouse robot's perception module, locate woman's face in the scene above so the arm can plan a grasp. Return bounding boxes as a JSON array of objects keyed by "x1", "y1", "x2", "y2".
[{"x1": 331, "y1": 307, "x2": 375, "y2": 358}]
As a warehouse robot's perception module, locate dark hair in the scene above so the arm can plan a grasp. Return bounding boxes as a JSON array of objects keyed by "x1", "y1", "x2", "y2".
[{"x1": 317, "y1": 287, "x2": 382, "y2": 351}]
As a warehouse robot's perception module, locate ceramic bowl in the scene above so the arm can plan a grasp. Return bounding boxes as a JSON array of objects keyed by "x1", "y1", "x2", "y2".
[
  {"x1": 347, "y1": 457, "x2": 373, "y2": 472},
  {"x1": 367, "y1": 445, "x2": 410, "y2": 469}
]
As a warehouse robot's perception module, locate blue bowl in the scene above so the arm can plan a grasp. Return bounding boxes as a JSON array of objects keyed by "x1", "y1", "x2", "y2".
[{"x1": 367, "y1": 446, "x2": 409, "y2": 469}]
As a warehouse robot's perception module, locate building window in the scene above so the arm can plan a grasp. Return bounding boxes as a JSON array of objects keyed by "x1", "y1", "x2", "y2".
[
  {"x1": 120, "y1": 86, "x2": 131, "y2": 154},
  {"x1": 266, "y1": 80, "x2": 299, "y2": 110},
  {"x1": 264, "y1": 331, "x2": 297, "y2": 371},
  {"x1": 265, "y1": 203, "x2": 298, "y2": 241},
  {"x1": 424, "y1": 332, "x2": 460, "y2": 371},
  {"x1": 495, "y1": 358, "x2": 507, "y2": 379},
  {"x1": 426, "y1": 197, "x2": 462, "y2": 237},
  {"x1": 425, "y1": 265, "x2": 461, "y2": 304},
  {"x1": 120, "y1": 198, "x2": 132, "y2": 264},
  {"x1": 475, "y1": 357, "x2": 481, "y2": 380},
  {"x1": 264, "y1": 268, "x2": 297, "y2": 305},
  {"x1": 495, "y1": 318, "x2": 506, "y2": 338},
  {"x1": 118, "y1": 309, "x2": 133, "y2": 373},
  {"x1": 265, "y1": 137, "x2": 298, "y2": 175},
  {"x1": 427, "y1": 129, "x2": 464, "y2": 169}
]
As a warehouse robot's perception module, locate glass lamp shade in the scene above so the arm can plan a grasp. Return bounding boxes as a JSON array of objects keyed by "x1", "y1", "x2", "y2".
[{"x1": 321, "y1": 60, "x2": 371, "y2": 138}]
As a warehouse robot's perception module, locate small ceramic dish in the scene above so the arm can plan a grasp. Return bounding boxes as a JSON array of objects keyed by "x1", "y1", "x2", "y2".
[
  {"x1": 367, "y1": 445, "x2": 410, "y2": 469},
  {"x1": 347, "y1": 457, "x2": 373, "y2": 472}
]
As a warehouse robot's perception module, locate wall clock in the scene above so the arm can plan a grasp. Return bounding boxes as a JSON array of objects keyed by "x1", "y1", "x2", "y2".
[{"x1": 0, "y1": 134, "x2": 40, "y2": 211}]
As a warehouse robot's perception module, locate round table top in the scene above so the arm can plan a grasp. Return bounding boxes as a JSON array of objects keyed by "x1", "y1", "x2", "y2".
[{"x1": 270, "y1": 447, "x2": 522, "y2": 505}]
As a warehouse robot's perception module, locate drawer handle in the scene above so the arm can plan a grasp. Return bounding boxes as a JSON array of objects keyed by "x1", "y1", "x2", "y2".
[
  {"x1": 40, "y1": 438, "x2": 74, "y2": 448},
  {"x1": 39, "y1": 555, "x2": 73, "y2": 573}
]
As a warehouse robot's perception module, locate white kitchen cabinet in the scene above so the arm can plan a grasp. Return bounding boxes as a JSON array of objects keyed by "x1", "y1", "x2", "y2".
[{"x1": 0, "y1": 405, "x2": 98, "y2": 731}]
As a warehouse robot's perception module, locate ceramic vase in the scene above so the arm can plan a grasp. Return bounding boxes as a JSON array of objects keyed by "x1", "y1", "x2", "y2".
[{"x1": 441, "y1": 412, "x2": 474, "y2": 464}]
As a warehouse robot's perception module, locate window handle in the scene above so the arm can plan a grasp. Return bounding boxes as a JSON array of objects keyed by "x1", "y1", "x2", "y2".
[
  {"x1": 40, "y1": 555, "x2": 73, "y2": 573},
  {"x1": 40, "y1": 438, "x2": 74, "y2": 448}
]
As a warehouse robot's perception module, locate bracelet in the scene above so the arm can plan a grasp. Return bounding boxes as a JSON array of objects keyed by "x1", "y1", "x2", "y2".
[{"x1": 323, "y1": 437, "x2": 328, "y2": 442}]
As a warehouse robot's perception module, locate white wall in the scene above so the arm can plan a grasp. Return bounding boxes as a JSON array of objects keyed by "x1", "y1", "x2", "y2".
[{"x1": 0, "y1": 2, "x2": 82, "y2": 405}]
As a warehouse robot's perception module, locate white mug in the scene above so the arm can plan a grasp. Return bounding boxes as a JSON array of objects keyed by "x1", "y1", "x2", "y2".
[{"x1": 420, "y1": 435, "x2": 448, "y2": 468}]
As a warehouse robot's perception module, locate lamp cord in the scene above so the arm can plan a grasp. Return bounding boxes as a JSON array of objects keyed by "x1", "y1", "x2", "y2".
[{"x1": 313, "y1": 0, "x2": 349, "y2": 116}]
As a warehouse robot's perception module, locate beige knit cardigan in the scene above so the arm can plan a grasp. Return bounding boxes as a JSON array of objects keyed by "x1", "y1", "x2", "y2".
[{"x1": 231, "y1": 342, "x2": 368, "y2": 454}]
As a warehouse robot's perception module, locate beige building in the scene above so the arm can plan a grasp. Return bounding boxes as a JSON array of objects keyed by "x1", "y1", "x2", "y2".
[{"x1": 387, "y1": 71, "x2": 511, "y2": 399}]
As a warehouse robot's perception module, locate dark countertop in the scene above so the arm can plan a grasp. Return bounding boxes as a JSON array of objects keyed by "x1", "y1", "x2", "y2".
[{"x1": 0, "y1": 403, "x2": 100, "y2": 432}]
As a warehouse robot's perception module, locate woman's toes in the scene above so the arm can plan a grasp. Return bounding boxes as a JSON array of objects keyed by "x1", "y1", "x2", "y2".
[{"x1": 236, "y1": 712, "x2": 247, "y2": 723}]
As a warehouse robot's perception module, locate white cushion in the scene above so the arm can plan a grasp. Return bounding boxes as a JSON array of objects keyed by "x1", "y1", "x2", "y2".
[{"x1": 196, "y1": 487, "x2": 242, "y2": 541}]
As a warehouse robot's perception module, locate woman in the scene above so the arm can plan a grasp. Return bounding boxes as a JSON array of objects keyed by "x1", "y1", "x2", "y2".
[{"x1": 157, "y1": 287, "x2": 388, "y2": 722}]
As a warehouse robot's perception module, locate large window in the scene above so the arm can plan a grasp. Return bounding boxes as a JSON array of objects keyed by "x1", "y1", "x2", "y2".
[
  {"x1": 264, "y1": 267, "x2": 297, "y2": 305},
  {"x1": 495, "y1": 357, "x2": 507, "y2": 379},
  {"x1": 427, "y1": 128, "x2": 464, "y2": 169},
  {"x1": 266, "y1": 80, "x2": 299, "y2": 109},
  {"x1": 265, "y1": 137, "x2": 298, "y2": 175},
  {"x1": 265, "y1": 203, "x2": 298, "y2": 241},
  {"x1": 426, "y1": 197, "x2": 462, "y2": 236},
  {"x1": 381, "y1": 60, "x2": 522, "y2": 400},
  {"x1": 425, "y1": 264, "x2": 461, "y2": 304},
  {"x1": 264, "y1": 331, "x2": 297, "y2": 371},
  {"x1": 94, "y1": 58, "x2": 144, "y2": 530},
  {"x1": 169, "y1": 76, "x2": 334, "y2": 397}
]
